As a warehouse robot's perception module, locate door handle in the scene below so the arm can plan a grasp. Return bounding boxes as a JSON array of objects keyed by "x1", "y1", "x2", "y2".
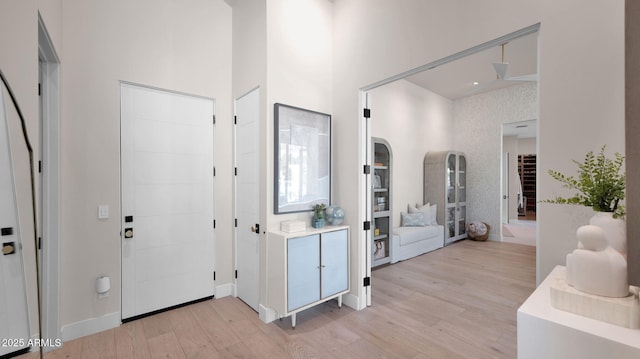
[
  {"x1": 124, "y1": 228, "x2": 133, "y2": 239},
  {"x1": 2, "y1": 242, "x2": 15, "y2": 255},
  {"x1": 251, "y1": 224, "x2": 260, "y2": 233}
]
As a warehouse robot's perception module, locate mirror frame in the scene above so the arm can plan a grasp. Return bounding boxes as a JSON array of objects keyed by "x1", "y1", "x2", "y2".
[{"x1": 274, "y1": 103, "x2": 331, "y2": 214}]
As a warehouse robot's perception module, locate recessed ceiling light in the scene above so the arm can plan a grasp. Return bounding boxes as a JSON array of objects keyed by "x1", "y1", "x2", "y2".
[{"x1": 472, "y1": 81, "x2": 480, "y2": 86}]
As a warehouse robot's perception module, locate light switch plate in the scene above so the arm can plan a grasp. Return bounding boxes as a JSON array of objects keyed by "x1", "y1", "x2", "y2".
[{"x1": 98, "y1": 205, "x2": 109, "y2": 219}]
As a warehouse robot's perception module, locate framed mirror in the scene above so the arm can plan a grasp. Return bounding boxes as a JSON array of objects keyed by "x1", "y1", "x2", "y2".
[
  {"x1": 274, "y1": 103, "x2": 331, "y2": 214},
  {"x1": 1, "y1": 69, "x2": 41, "y2": 358}
]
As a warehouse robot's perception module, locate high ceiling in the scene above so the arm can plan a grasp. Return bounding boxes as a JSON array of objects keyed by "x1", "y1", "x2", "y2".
[{"x1": 405, "y1": 32, "x2": 538, "y2": 100}]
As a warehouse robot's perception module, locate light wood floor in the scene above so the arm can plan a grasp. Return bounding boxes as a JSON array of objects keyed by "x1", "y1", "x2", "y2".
[{"x1": 18, "y1": 239, "x2": 535, "y2": 359}]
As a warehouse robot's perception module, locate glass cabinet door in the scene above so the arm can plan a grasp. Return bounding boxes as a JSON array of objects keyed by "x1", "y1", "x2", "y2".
[
  {"x1": 446, "y1": 154, "x2": 456, "y2": 204},
  {"x1": 458, "y1": 155, "x2": 466, "y2": 203},
  {"x1": 457, "y1": 155, "x2": 467, "y2": 238}
]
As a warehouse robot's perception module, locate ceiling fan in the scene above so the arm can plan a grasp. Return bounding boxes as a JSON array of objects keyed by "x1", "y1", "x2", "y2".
[{"x1": 465, "y1": 42, "x2": 537, "y2": 96}]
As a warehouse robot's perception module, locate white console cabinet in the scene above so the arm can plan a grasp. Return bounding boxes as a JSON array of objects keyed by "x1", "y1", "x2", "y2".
[
  {"x1": 266, "y1": 226, "x2": 349, "y2": 327},
  {"x1": 518, "y1": 266, "x2": 640, "y2": 359}
]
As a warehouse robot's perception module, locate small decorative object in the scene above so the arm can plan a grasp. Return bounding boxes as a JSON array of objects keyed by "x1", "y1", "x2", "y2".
[
  {"x1": 373, "y1": 240, "x2": 385, "y2": 260},
  {"x1": 312, "y1": 203, "x2": 326, "y2": 228},
  {"x1": 565, "y1": 225, "x2": 628, "y2": 297},
  {"x1": 325, "y1": 205, "x2": 345, "y2": 225},
  {"x1": 466, "y1": 221, "x2": 490, "y2": 241},
  {"x1": 373, "y1": 173, "x2": 381, "y2": 189},
  {"x1": 281, "y1": 220, "x2": 306, "y2": 233},
  {"x1": 543, "y1": 145, "x2": 626, "y2": 255}
]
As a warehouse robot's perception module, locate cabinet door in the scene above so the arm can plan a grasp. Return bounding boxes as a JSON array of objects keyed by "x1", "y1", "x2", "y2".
[
  {"x1": 320, "y1": 230, "x2": 349, "y2": 298},
  {"x1": 287, "y1": 234, "x2": 320, "y2": 312},
  {"x1": 457, "y1": 155, "x2": 467, "y2": 237}
]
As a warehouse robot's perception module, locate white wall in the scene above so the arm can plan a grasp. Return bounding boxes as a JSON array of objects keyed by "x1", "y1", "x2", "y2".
[
  {"x1": 369, "y1": 79, "x2": 453, "y2": 227},
  {"x1": 265, "y1": 0, "x2": 334, "y2": 230},
  {"x1": 58, "y1": 0, "x2": 232, "y2": 338},
  {"x1": 453, "y1": 83, "x2": 537, "y2": 240},
  {"x1": 332, "y1": 0, "x2": 625, "y2": 285}
]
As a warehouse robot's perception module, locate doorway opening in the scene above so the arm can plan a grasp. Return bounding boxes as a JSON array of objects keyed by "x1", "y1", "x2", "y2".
[
  {"x1": 360, "y1": 24, "x2": 540, "y2": 305},
  {"x1": 501, "y1": 119, "x2": 537, "y2": 246},
  {"x1": 38, "y1": 13, "x2": 62, "y2": 349}
]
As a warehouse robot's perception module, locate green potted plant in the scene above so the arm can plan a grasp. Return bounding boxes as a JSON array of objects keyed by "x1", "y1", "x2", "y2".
[
  {"x1": 312, "y1": 203, "x2": 326, "y2": 228},
  {"x1": 544, "y1": 145, "x2": 626, "y2": 254}
]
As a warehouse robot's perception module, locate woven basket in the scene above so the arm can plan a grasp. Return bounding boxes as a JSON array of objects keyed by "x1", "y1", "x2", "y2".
[{"x1": 467, "y1": 222, "x2": 490, "y2": 241}]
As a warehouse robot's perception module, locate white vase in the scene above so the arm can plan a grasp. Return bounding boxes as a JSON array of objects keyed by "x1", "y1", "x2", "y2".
[{"x1": 589, "y1": 211, "x2": 626, "y2": 256}]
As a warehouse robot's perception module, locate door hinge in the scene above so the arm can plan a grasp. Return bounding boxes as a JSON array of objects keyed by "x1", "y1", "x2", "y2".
[
  {"x1": 363, "y1": 277, "x2": 371, "y2": 287},
  {"x1": 213, "y1": 271, "x2": 216, "y2": 281},
  {"x1": 213, "y1": 167, "x2": 216, "y2": 176},
  {"x1": 363, "y1": 165, "x2": 371, "y2": 174},
  {"x1": 363, "y1": 108, "x2": 371, "y2": 119},
  {"x1": 38, "y1": 83, "x2": 41, "y2": 96},
  {"x1": 234, "y1": 115, "x2": 237, "y2": 125},
  {"x1": 213, "y1": 114, "x2": 216, "y2": 124},
  {"x1": 235, "y1": 270, "x2": 238, "y2": 279},
  {"x1": 213, "y1": 220, "x2": 216, "y2": 229},
  {"x1": 38, "y1": 237, "x2": 42, "y2": 250},
  {"x1": 234, "y1": 167, "x2": 238, "y2": 176},
  {"x1": 363, "y1": 221, "x2": 371, "y2": 231},
  {"x1": 235, "y1": 218, "x2": 238, "y2": 227},
  {"x1": 38, "y1": 160, "x2": 42, "y2": 173}
]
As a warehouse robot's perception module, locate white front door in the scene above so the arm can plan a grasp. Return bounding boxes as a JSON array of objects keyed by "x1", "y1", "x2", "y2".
[
  {"x1": 0, "y1": 85, "x2": 31, "y2": 356},
  {"x1": 121, "y1": 84, "x2": 215, "y2": 319},
  {"x1": 235, "y1": 88, "x2": 260, "y2": 311}
]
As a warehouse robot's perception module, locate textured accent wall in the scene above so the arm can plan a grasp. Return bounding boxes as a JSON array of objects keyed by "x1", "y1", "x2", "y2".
[{"x1": 452, "y1": 83, "x2": 537, "y2": 240}]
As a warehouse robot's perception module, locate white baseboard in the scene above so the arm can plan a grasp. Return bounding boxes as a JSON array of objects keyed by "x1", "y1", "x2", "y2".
[
  {"x1": 259, "y1": 304, "x2": 278, "y2": 323},
  {"x1": 215, "y1": 283, "x2": 235, "y2": 298},
  {"x1": 342, "y1": 293, "x2": 361, "y2": 310},
  {"x1": 61, "y1": 311, "x2": 120, "y2": 342}
]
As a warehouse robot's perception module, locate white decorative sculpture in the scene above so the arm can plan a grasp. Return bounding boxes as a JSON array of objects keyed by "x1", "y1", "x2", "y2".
[{"x1": 566, "y1": 225, "x2": 629, "y2": 298}]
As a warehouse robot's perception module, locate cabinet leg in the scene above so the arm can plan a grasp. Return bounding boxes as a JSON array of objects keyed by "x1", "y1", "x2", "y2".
[
  {"x1": 338, "y1": 295, "x2": 342, "y2": 308},
  {"x1": 291, "y1": 313, "x2": 296, "y2": 329}
]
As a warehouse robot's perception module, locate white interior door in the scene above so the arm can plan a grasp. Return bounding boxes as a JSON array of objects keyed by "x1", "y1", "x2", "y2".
[
  {"x1": 121, "y1": 83, "x2": 215, "y2": 319},
  {"x1": 235, "y1": 88, "x2": 260, "y2": 311},
  {"x1": 0, "y1": 86, "x2": 30, "y2": 355}
]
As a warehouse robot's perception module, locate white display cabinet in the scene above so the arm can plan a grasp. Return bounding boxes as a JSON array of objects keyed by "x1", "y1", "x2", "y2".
[
  {"x1": 266, "y1": 226, "x2": 349, "y2": 327},
  {"x1": 372, "y1": 138, "x2": 392, "y2": 266},
  {"x1": 424, "y1": 151, "x2": 467, "y2": 245}
]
